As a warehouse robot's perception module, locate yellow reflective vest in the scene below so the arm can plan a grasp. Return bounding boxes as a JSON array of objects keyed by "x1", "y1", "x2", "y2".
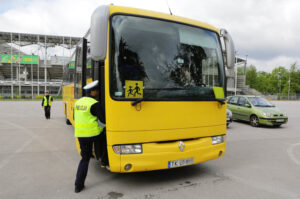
[
  {"x1": 74, "y1": 97, "x2": 102, "y2": 137},
  {"x1": 43, "y1": 96, "x2": 52, "y2": 106}
]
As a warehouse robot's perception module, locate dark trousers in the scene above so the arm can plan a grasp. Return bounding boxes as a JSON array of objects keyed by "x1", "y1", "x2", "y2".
[
  {"x1": 75, "y1": 131, "x2": 108, "y2": 187},
  {"x1": 44, "y1": 106, "x2": 51, "y2": 119},
  {"x1": 95, "y1": 129, "x2": 108, "y2": 165}
]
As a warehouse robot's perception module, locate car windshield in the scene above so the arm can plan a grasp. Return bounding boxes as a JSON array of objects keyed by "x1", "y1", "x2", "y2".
[
  {"x1": 110, "y1": 15, "x2": 225, "y2": 100},
  {"x1": 248, "y1": 97, "x2": 274, "y2": 107}
]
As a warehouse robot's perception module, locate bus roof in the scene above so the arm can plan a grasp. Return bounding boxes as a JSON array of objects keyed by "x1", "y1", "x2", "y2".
[{"x1": 109, "y1": 5, "x2": 220, "y2": 34}]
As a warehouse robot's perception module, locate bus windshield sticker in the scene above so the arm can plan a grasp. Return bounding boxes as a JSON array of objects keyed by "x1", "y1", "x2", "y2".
[
  {"x1": 213, "y1": 86, "x2": 224, "y2": 99},
  {"x1": 114, "y1": 91, "x2": 123, "y2": 97},
  {"x1": 125, "y1": 80, "x2": 143, "y2": 98}
]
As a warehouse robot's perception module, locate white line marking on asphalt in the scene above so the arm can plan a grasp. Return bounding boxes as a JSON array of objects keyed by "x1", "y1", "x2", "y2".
[{"x1": 287, "y1": 143, "x2": 300, "y2": 166}]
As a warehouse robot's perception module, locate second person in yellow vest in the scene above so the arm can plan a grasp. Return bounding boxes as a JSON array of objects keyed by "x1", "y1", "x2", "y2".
[{"x1": 41, "y1": 91, "x2": 53, "y2": 119}]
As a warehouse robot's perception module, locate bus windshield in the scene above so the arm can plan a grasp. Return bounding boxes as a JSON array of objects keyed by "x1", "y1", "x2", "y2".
[{"x1": 110, "y1": 15, "x2": 225, "y2": 100}]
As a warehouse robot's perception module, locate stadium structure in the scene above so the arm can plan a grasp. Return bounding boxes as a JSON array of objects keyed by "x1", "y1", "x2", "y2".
[{"x1": 0, "y1": 31, "x2": 80, "y2": 99}]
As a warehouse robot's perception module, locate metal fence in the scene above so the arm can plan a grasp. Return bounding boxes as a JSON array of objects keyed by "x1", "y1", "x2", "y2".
[{"x1": 262, "y1": 94, "x2": 300, "y2": 100}]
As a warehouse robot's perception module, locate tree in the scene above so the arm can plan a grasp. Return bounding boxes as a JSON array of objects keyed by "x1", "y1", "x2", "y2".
[
  {"x1": 283, "y1": 62, "x2": 300, "y2": 94},
  {"x1": 237, "y1": 66, "x2": 245, "y2": 75},
  {"x1": 245, "y1": 65, "x2": 258, "y2": 88},
  {"x1": 235, "y1": 63, "x2": 300, "y2": 95},
  {"x1": 256, "y1": 71, "x2": 274, "y2": 94}
]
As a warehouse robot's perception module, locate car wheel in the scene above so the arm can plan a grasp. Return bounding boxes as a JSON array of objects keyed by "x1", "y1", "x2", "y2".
[
  {"x1": 250, "y1": 115, "x2": 259, "y2": 127},
  {"x1": 274, "y1": 124, "x2": 281, "y2": 128}
]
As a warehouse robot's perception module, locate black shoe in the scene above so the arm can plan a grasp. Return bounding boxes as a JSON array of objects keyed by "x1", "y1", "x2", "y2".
[
  {"x1": 75, "y1": 185, "x2": 85, "y2": 193},
  {"x1": 101, "y1": 160, "x2": 108, "y2": 167}
]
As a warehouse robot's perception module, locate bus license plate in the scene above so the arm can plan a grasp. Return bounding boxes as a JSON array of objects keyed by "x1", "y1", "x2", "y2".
[
  {"x1": 168, "y1": 158, "x2": 194, "y2": 168},
  {"x1": 276, "y1": 119, "x2": 284, "y2": 122}
]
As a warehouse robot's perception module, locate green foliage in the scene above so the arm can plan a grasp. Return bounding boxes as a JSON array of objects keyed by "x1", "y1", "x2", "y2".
[
  {"x1": 35, "y1": 95, "x2": 43, "y2": 99},
  {"x1": 245, "y1": 65, "x2": 258, "y2": 88},
  {"x1": 237, "y1": 66, "x2": 246, "y2": 75},
  {"x1": 243, "y1": 62, "x2": 300, "y2": 95}
]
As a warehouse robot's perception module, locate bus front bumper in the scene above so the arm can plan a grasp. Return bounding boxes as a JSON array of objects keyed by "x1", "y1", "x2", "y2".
[{"x1": 107, "y1": 136, "x2": 226, "y2": 173}]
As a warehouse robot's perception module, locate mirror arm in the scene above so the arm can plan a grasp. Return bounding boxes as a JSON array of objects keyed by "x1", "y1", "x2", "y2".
[{"x1": 216, "y1": 98, "x2": 226, "y2": 105}]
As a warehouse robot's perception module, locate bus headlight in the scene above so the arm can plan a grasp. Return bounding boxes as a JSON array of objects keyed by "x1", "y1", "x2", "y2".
[
  {"x1": 113, "y1": 144, "x2": 142, "y2": 154},
  {"x1": 212, "y1": 135, "x2": 225, "y2": 145}
]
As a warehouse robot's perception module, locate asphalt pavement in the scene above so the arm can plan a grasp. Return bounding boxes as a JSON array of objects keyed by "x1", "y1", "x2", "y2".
[{"x1": 0, "y1": 100, "x2": 299, "y2": 199}]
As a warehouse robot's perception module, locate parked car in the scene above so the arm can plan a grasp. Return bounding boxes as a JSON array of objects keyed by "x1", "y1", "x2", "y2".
[
  {"x1": 227, "y1": 95, "x2": 288, "y2": 127},
  {"x1": 227, "y1": 109, "x2": 232, "y2": 127}
]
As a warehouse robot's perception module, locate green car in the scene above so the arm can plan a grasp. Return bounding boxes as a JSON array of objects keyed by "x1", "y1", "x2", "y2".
[{"x1": 227, "y1": 95, "x2": 288, "y2": 127}]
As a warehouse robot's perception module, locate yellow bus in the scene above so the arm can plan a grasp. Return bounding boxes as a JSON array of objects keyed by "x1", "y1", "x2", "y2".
[{"x1": 63, "y1": 5, "x2": 235, "y2": 173}]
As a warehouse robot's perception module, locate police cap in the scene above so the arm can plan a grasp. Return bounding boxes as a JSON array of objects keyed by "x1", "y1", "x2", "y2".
[{"x1": 83, "y1": 80, "x2": 99, "y2": 92}]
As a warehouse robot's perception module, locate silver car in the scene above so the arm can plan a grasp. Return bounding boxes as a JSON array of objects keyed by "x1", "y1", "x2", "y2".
[{"x1": 227, "y1": 109, "x2": 233, "y2": 127}]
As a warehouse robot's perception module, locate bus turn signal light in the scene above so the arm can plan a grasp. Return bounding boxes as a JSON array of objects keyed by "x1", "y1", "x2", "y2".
[
  {"x1": 212, "y1": 135, "x2": 225, "y2": 145},
  {"x1": 113, "y1": 144, "x2": 142, "y2": 154}
]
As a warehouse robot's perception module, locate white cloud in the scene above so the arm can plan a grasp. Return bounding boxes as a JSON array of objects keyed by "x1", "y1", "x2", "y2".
[
  {"x1": 248, "y1": 56, "x2": 300, "y2": 72},
  {"x1": 0, "y1": 0, "x2": 299, "y2": 71}
]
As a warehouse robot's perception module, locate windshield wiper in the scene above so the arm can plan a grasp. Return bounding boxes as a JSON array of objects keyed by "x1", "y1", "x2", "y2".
[
  {"x1": 131, "y1": 97, "x2": 147, "y2": 106},
  {"x1": 131, "y1": 88, "x2": 188, "y2": 106},
  {"x1": 144, "y1": 88, "x2": 189, "y2": 90}
]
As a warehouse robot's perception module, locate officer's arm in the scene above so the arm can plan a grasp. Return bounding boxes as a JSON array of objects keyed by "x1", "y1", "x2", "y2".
[
  {"x1": 90, "y1": 102, "x2": 105, "y2": 123},
  {"x1": 41, "y1": 97, "x2": 44, "y2": 106}
]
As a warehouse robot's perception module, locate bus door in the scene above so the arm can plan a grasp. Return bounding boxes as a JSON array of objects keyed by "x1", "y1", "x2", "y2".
[
  {"x1": 90, "y1": 54, "x2": 106, "y2": 161},
  {"x1": 74, "y1": 38, "x2": 88, "y2": 99}
]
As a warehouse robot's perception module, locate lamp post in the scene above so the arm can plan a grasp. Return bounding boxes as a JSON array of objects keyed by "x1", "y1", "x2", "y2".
[
  {"x1": 234, "y1": 51, "x2": 238, "y2": 95},
  {"x1": 288, "y1": 69, "x2": 291, "y2": 100},
  {"x1": 278, "y1": 69, "x2": 282, "y2": 100},
  {"x1": 244, "y1": 54, "x2": 248, "y2": 85}
]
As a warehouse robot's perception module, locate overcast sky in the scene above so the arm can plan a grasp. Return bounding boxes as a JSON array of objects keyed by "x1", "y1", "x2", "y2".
[{"x1": 0, "y1": 0, "x2": 299, "y2": 72}]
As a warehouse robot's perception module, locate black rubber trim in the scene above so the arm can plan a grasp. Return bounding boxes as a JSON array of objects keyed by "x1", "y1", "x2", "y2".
[{"x1": 259, "y1": 117, "x2": 288, "y2": 120}]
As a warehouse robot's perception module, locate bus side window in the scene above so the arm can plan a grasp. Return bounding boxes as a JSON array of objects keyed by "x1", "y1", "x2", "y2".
[
  {"x1": 74, "y1": 46, "x2": 83, "y2": 99},
  {"x1": 95, "y1": 60, "x2": 105, "y2": 123},
  {"x1": 75, "y1": 38, "x2": 87, "y2": 98},
  {"x1": 92, "y1": 60, "x2": 99, "y2": 81}
]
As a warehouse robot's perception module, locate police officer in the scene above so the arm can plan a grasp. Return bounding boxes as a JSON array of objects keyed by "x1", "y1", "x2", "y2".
[
  {"x1": 74, "y1": 80, "x2": 107, "y2": 193},
  {"x1": 41, "y1": 91, "x2": 53, "y2": 119}
]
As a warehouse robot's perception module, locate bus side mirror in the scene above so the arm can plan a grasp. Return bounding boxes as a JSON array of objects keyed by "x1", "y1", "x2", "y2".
[
  {"x1": 220, "y1": 29, "x2": 235, "y2": 69},
  {"x1": 90, "y1": 5, "x2": 109, "y2": 61}
]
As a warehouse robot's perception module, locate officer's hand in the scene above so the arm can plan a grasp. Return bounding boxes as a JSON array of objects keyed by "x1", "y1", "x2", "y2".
[{"x1": 42, "y1": 106, "x2": 44, "y2": 109}]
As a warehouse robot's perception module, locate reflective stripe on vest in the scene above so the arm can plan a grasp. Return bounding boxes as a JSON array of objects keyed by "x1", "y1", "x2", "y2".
[
  {"x1": 74, "y1": 97, "x2": 102, "y2": 137},
  {"x1": 43, "y1": 96, "x2": 52, "y2": 106}
]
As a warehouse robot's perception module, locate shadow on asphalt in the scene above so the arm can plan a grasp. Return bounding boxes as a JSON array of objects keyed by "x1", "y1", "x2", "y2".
[
  {"x1": 90, "y1": 162, "x2": 214, "y2": 188},
  {"x1": 232, "y1": 119, "x2": 287, "y2": 129}
]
